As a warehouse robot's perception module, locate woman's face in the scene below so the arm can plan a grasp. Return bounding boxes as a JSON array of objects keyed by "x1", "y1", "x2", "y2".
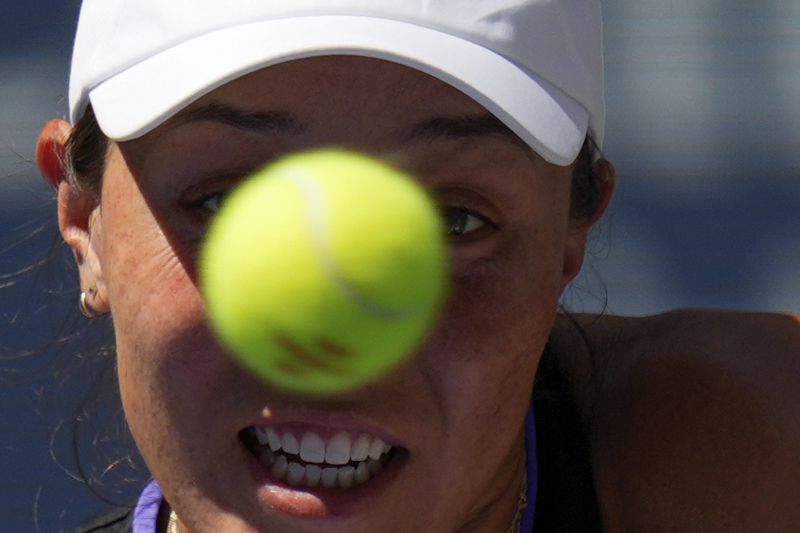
[{"x1": 69, "y1": 57, "x2": 589, "y2": 532}]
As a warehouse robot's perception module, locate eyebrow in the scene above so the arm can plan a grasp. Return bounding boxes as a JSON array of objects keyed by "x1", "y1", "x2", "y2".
[
  {"x1": 403, "y1": 114, "x2": 526, "y2": 147},
  {"x1": 169, "y1": 102, "x2": 306, "y2": 135},
  {"x1": 169, "y1": 104, "x2": 523, "y2": 148}
]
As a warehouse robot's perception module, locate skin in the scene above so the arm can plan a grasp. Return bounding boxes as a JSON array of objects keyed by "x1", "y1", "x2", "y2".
[
  {"x1": 39, "y1": 56, "x2": 615, "y2": 532},
  {"x1": 551, "y1": 311, "x2": 800, "y2": 531}
]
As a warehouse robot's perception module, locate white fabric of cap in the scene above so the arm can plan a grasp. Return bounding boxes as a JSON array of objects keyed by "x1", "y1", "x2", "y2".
[{"x1": 69, "y1": 0, "x2": 604, "y2": 166}]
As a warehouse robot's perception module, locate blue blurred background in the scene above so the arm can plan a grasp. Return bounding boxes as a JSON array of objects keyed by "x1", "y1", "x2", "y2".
[{"x1": 2, "y1": 1, "x2": 799, "y2": 531}]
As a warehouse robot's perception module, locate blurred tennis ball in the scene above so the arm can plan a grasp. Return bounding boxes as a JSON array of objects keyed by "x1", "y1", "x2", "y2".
[{"x1": 200, "y1": 149, "x2": 447, "y2": 394}]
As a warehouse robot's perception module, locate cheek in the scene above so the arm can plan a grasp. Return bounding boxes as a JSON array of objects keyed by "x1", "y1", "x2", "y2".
[
  {"x1": 103, "y1": 213, "x2": 202, "y2": 357},
  {"x1": 97, "y1": 166, "x2": 225, "y2": 421},
  {"x1": 423, "y1": 224, "x2": 566, "y2": 412},
  {"x1": 105, "y1": 213, "x2": 253, "y2": 474},
  {"x1": 99, "y1": 152, "x2": 208, "y2": 357}
]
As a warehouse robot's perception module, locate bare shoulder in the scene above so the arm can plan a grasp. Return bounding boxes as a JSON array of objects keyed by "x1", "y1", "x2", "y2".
[{"x1": 552, "y1": 310, "x2": 800, "y2": 531}]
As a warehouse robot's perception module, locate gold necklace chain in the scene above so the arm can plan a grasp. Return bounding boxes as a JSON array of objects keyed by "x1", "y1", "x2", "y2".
[
  {"x1": 167, "y1": 510, "x2": 179, "y2": 533},
  {"x1": 166, "y1": 468, "x2": 528, "y2": 533},
  {"x1": 506, "y1": 467, "x2": 529, "y2": 533}
]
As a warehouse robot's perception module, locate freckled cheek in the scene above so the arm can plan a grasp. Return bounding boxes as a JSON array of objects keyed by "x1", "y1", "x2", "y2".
[
  {"x1": 114, "y1": 271, "x2": 245, "y2": 442},
  {"x1": 421, "y1": 260, "x2": 556, "y2": 392},
  {"x1": 410, "y1": 262, "x2": 551, "y2": 462},
  {"x1": 103, "y1": 219, "x2": 221, "y2": 382},
  {"x1": 442, "y1": 230, "x2": 562, "y2": 340},
  {"x1": 108, "y1": 236, "x2": 199, "y2": 321}
]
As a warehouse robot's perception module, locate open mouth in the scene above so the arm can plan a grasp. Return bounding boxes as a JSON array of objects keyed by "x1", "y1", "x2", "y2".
[{"x1": 240, "y1": 426, "x2": 399, "y2": 490}]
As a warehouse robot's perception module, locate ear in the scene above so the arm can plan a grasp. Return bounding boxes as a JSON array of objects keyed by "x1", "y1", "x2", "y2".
[
  {"x1": 36, "y1": 119, "x2": 72, "y2": 188},
  {"x1": 561, "y1": 158, "x2": 617, "y2": 285},
  {"x1": 45, "y1": 123, "x2": 111, "y2": 316}
]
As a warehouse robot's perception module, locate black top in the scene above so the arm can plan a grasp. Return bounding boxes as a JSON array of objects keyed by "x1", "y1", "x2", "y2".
[{"x1": 532, "y1": 344, "x2": 602, "y2": 531}]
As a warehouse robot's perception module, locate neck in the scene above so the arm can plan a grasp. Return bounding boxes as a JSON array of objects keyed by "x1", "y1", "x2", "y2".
[{"x1": 456, "y1": 436, "x2": 528, "y2": 533}]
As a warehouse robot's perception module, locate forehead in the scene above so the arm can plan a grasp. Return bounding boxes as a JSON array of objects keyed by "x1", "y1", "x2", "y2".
[
  {"x1": 119, "y1": 55, "x2": 554, "y2": 214},
  {"x1": 138, "y1": 55, "x2": 537, "y2": 163},
  {"x1": 178, "y1": 56, "x2": 493, "y2": 131}
]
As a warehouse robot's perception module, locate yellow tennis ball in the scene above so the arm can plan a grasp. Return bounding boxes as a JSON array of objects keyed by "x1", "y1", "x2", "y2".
[{"x1": 200, "y1": 149, "x2": 447, "y2": 394}]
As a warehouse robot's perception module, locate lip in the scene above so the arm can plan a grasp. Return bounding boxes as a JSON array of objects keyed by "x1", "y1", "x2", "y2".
[
  {"x1": 239, "y1": 434, "x2": 408, "y2": 519},
  {"x1": 238, "y1": 406, "x2": 408, "y2": 519}
]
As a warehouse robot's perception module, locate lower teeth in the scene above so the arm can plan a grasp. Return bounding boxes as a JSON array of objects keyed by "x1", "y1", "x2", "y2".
[{"x1": 258, "y1": 447, "x2": 388, "y2": 489}]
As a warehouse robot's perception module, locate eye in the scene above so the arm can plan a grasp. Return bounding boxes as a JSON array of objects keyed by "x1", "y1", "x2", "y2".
[
  {"x1": 198, "y1": 191, "x2": 230, "y2": 215},
  {"x1": 442, "y1": 206, "x2": 496, "y2": 239},
  {"x1": 196, "y1": 194, "x2": 495, "y2": 240}
]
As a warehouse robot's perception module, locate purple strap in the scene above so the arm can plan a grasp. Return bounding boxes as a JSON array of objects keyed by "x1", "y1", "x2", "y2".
[{"x1": 132, "y1": 479, "x2": 163, "y2": 533}]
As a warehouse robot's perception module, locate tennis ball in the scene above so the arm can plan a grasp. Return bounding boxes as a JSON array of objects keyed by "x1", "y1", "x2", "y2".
[{"x1": 200, "y1": 149, "x2": 447, "y2": 394}]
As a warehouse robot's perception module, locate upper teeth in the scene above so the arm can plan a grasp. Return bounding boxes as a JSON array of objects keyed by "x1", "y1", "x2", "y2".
[{"x1": 253, "y1": 427, "x2": 392, "y2": 466}]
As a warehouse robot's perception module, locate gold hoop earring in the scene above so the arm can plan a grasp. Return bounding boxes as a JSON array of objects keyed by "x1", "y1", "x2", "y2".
[{"x1": 79, "y1": 290, "x2": 103, "y2": 318}]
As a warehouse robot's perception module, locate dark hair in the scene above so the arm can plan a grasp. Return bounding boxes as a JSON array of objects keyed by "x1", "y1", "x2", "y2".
[
  {"x1": 65, "y1": 106, "x2": 107, "y2": 197},
  {"x1": 570, "y1": 137, "x2": 603, "y2": 222}
]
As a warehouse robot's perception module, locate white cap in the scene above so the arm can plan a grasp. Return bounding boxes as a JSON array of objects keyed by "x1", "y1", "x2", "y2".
[{"x1": 69, "y1": 0, "x2": 604, "y2": 166}]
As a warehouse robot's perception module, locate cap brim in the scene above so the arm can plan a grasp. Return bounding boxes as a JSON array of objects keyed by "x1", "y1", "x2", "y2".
[{"x1": 88, "y1": 15, "x2": 589, "y2": 166}]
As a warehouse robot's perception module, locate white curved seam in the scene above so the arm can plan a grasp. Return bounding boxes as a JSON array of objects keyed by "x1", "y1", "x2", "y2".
[{"x1": 283, "y1": 170, "x2": 418, "y2": 320}]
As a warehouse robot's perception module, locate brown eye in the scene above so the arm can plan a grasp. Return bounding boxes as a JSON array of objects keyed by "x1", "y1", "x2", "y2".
[
  {"x1": 443, "y1": 207, "x2": 494, "y2": 238},
  {"x1": 199, "y1": 190, "x2": 231, "y2": 215}
]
